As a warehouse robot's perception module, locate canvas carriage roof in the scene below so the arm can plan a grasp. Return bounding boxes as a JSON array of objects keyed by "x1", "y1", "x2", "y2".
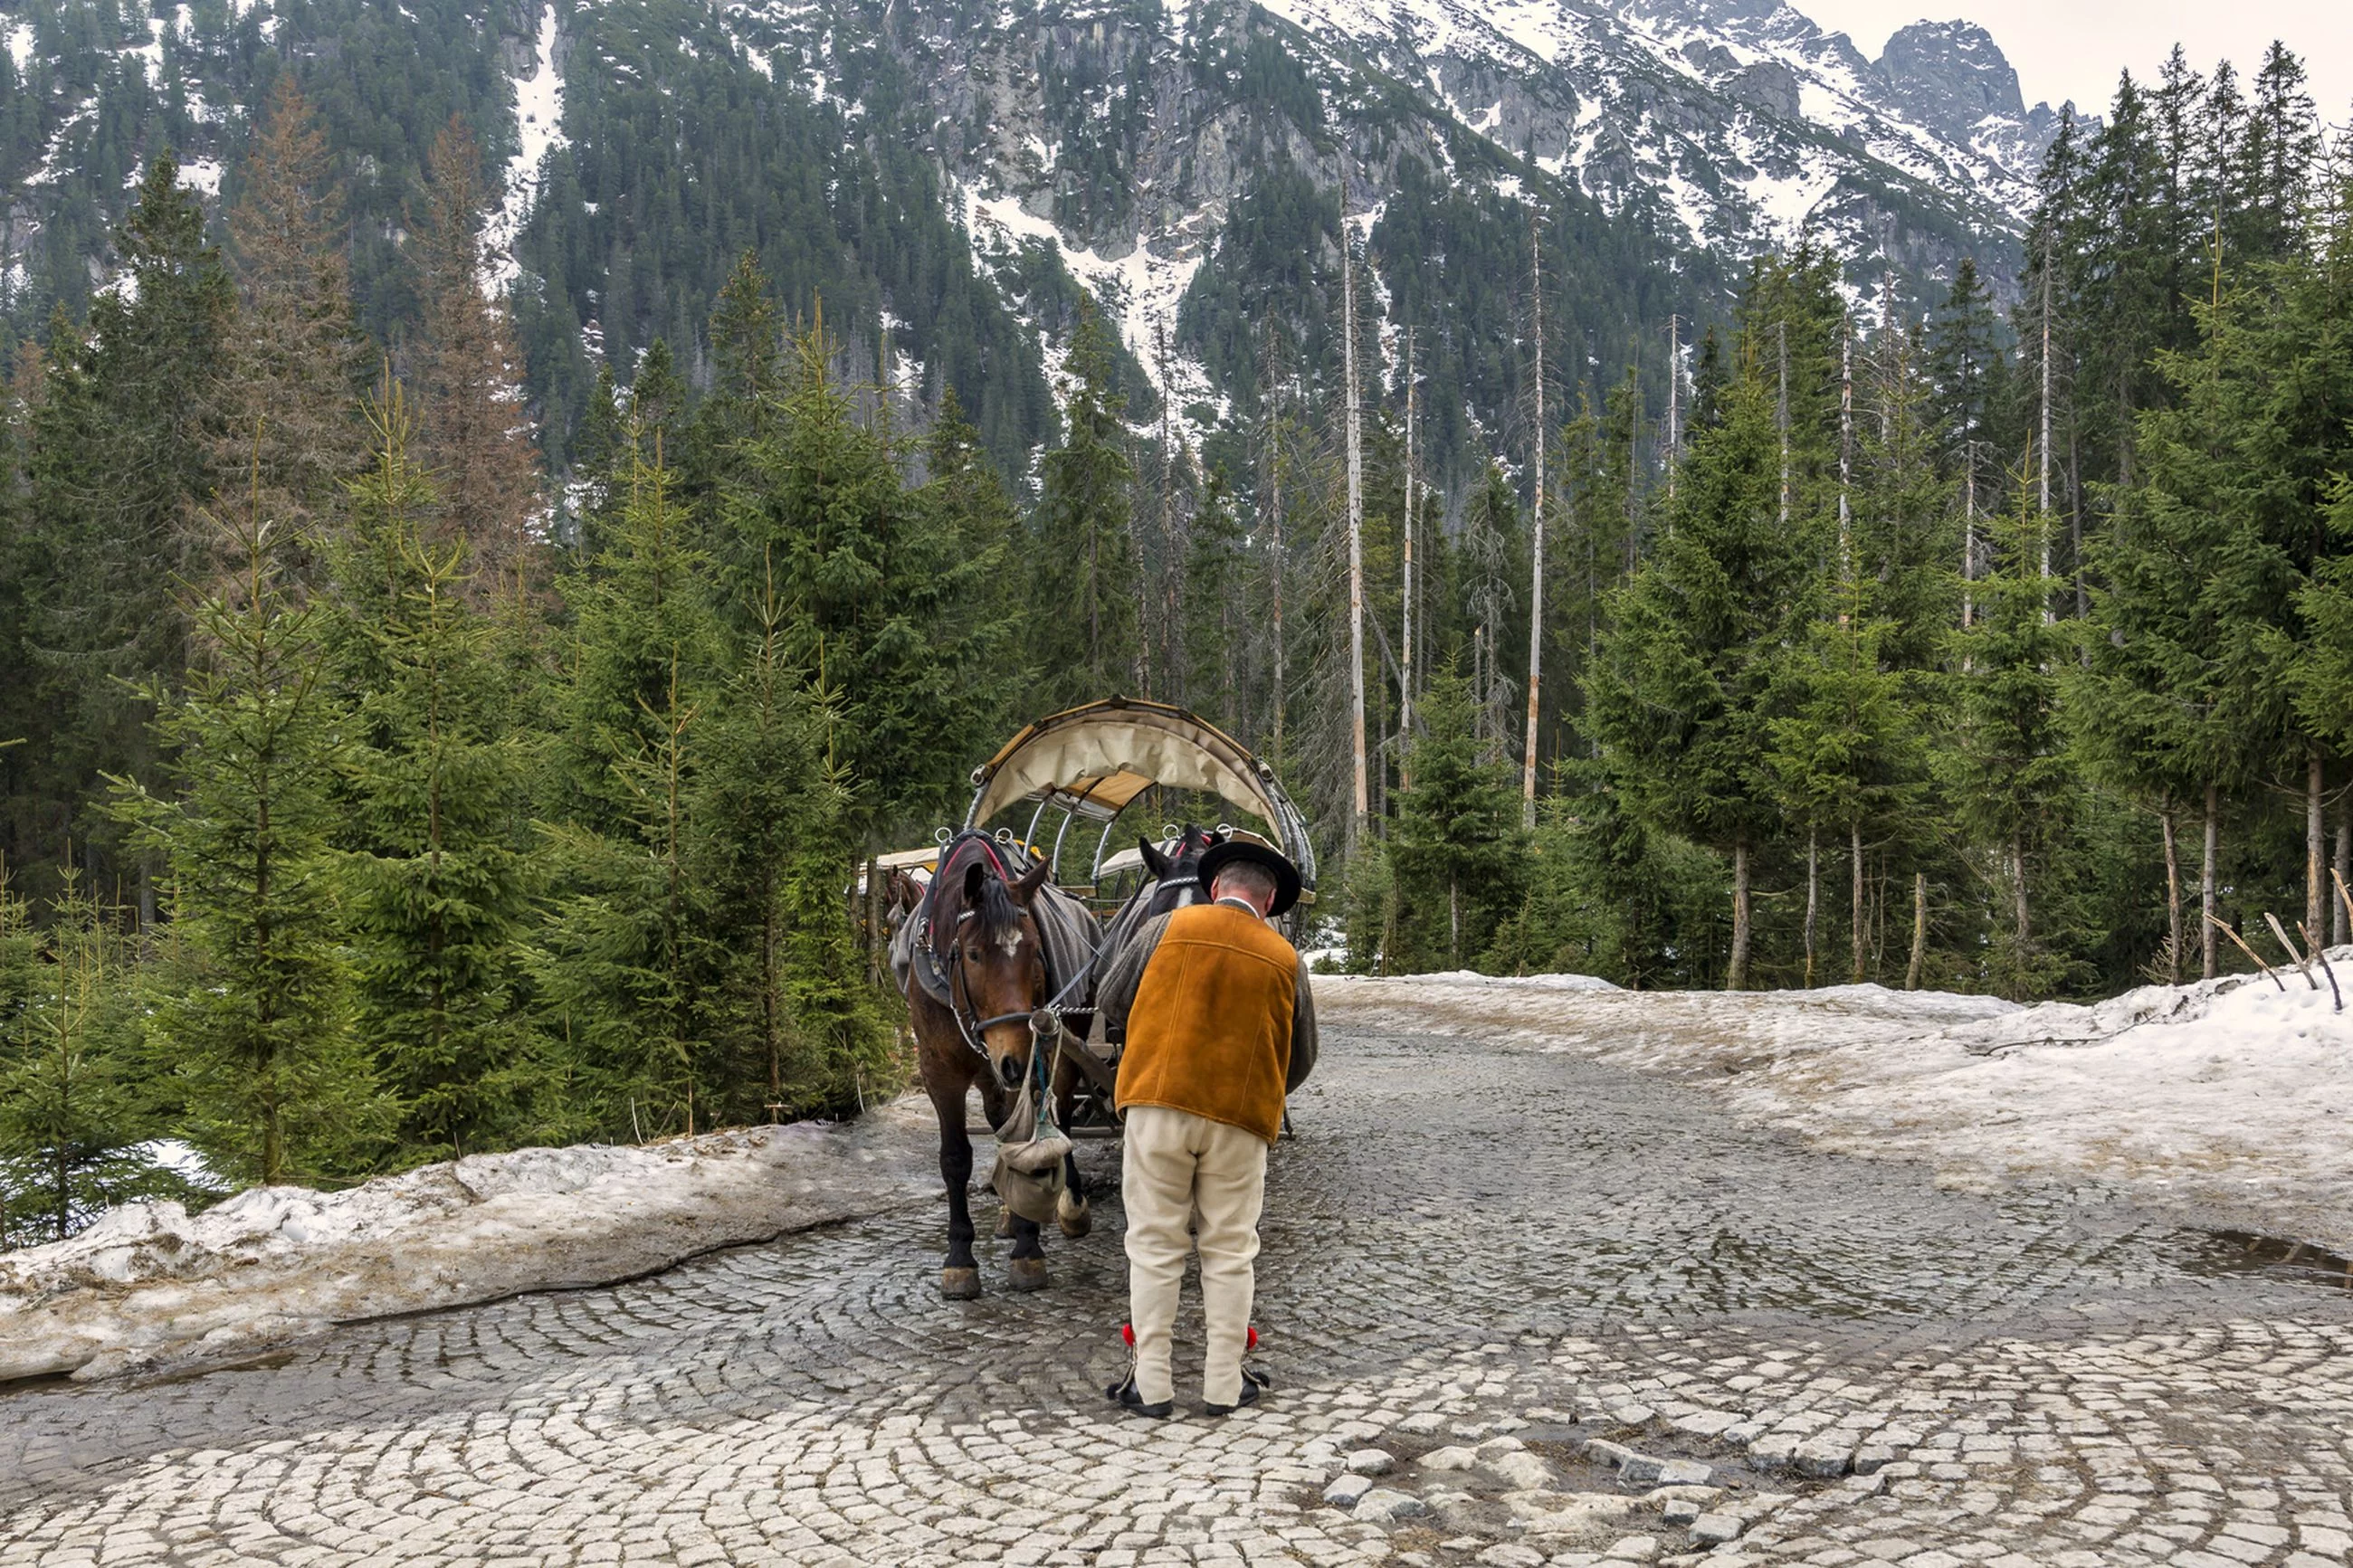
[{"x1": 963, "y1": 698, "x2": 1316, "y2": 887}]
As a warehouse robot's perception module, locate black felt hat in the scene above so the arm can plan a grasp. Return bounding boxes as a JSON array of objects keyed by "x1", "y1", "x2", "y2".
[{"x1": 1196, "y1": 838, "x2": 1302, "y2": 917}]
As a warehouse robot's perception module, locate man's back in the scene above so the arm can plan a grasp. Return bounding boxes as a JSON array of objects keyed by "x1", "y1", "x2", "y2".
[{"x1": 1115, "y1": 902, "x2": 1303, "y2": 1144}]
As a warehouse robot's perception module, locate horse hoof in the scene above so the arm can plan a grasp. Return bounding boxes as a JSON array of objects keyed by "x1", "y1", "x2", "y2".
[
  {"x1": 940, "y1": 1268, "x2": 981, "y2": 1300},
  {"x1": 1006, "y1": 1258, "x2": 1050, "y2": 1293},
  {"x1": 1056, "y1": 1194, "x2": 1092, "y2": 1239},
  {"x1": 994, "y1": 1209, "x2": 1014, "y2": 1240}
]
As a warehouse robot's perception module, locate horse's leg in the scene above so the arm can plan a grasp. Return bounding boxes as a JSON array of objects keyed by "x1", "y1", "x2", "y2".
[
  {"x1": 976, "y1": 1075, "x2": 1015, "y2": 1239},
  {"x1": 1053, "y1": 1057, "x2": 1092, "y2": 1239},
  {"x1": 1006, "y1": 1211, "x2": 1049, "y2": 1290},
  {"x1": 927, "y1": 1068, "x2": 982, "y2": 1301}
]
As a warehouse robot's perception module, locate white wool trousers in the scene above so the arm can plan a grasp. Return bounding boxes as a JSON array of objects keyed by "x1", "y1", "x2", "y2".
[{"x1": 1121, "y1": 1105, "x2": 1268, "y2": 1407}]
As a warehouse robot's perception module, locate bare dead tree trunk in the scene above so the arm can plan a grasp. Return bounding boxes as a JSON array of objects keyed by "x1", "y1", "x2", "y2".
[
  {"x1": 1521, "y1": 219, "x2": 1545, "y2": 826},
  {"x1": 1851, "y1": 818, "x2": 1866, "y2": 984},
  {"x1": 2012, "y1": 832, "x2": 2032, "y2": 994},
  {"x1": 2309, "y1": 752, "x2": 2327, "y2": 951},
  {"x1": 1343, "y1": 197, "x2": 1367, "y2": 847},
  {"x1": 1906, "y1": 872, "x2": 1928, "y2": 991},
  {"x1": 2336, "y1": 793, "x2": 2350, "y2": 948},
  {"x1": 865, "y1": 853, "x2": 882, "y2": 990},
  {"x1": 1401, "y1": 326, "x2": 1415, "y2": 789},
  {"x1": 2203, "y1": 783, "x2": 2219, "y2": 980},
  {"x1": 1729, "y1": 838, "x2": 1751, "y2": 992},
  {"x1": 2162, "y1": 808, "x2": 2183, "y2": 984},
  {"x1": 1777, "y1": 321, "x2": 1790, "y2": 531},
  {"x1": 1961, "y1": 444, "x2": 1976, "y2": 632},
  {"x1": 1804, "y1": 829, "x2": 1819, "y2": 988},
  {"x1": 1664, "y1": 313, "x2": 1680, "y2": 500},
  {"x1": 1449, "y1": 872, "x2": 1461, "y2": 967}
]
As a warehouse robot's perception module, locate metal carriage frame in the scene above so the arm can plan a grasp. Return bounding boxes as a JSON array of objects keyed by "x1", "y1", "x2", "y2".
[{"x1": 956, "y1": 697, "x2": 1318, "y2": 1137}]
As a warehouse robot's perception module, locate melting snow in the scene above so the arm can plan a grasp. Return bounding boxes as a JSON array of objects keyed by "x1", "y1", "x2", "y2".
[
  {"x1": 1, "y1": 1105, "x2": 938, "y2": 1383},
  {"x1": 6, "y1": 22, "x2": 33, "y2": 70},
  {"x1": 487, "y1": 5, "x2": 566, "y2": 291},
  {"x1": 1321, "y1": 955, "x2": 2353, "y2": 1257},
  {"x1": 961, "y1": 183, "x2": 1217, "y2": 429}
]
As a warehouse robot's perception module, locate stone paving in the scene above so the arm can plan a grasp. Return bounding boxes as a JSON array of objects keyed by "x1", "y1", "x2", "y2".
[{"x1": 3, "y1": 1023, "x2": 2351, "y2": 1567}]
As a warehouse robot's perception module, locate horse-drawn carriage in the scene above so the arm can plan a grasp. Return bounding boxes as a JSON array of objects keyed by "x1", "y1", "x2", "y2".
[{"x1": 886, "y1": 698, "x2": 1317, "y2": 1297}]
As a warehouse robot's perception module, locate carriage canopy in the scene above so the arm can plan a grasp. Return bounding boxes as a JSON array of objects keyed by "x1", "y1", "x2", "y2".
[{"x1": 962, "y1": 698, "x2": 1317, "y2": 898}]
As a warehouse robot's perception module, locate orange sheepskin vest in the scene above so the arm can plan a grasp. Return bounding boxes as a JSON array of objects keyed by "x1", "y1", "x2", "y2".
[{"x1": 1116, "y1": 902, "x2": 1299, "y2": 1144}]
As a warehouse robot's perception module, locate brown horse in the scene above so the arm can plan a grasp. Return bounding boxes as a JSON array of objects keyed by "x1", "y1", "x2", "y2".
[{"x1": 896, "y1": 832, "x2": 1100, "y2": 1298}]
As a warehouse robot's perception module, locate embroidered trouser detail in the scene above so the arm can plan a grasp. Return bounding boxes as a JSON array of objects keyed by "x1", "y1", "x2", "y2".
[{"x1": 1121, "y1": 1105, "x2": 1267, "y2": 1407}]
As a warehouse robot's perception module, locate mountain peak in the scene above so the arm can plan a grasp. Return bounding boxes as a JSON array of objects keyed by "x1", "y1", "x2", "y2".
[{"x1": 1874, "y1": 18, "x2": 2026, "y2": 139}]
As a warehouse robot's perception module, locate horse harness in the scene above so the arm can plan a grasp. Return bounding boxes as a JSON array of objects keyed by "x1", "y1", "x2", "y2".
[{"x1": 921, "y1": 832, "x2": 1100, "y2": 1066}]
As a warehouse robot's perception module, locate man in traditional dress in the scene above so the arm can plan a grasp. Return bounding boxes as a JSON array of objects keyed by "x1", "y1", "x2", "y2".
[{"x1": 1096, "y1": 839, "x2": 1318, "y2": 1418}]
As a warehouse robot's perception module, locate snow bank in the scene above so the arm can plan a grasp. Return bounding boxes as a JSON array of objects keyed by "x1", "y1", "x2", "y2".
[
  {"x1": 0, "y1": 1102, "x2": 938, "y2": 1384},
  {"x1": 1319, "y1": 961, "x2": 2353, "y2": 1254}
]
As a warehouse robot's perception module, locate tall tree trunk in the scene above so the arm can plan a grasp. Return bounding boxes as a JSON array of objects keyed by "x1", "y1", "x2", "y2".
[
  {"x1": 1521, "y1": 220, "x2": 1545, "y2": 826},
  {"x1": 2012, "y1": 831, "x2": 2032, "y2": 995},
  {"x1": 1729, "y1": 837, "x2": 1751, "y2": 992},
  {"x1": 1449, "y1": 872, "x2": 1461, "y2": 967},
  {"x1": 2161, "y1": 808, "x2": 2183, "y2": 985},
  {"x1": 1401, "y1": 327, "x2": 1415, "y2": 789},
  {"x1": 1906, "y1": 872, "x2": 1928, "y2": 991},
  {"x1": 2335, "y1": 794, "x2": 2350, "y2": 948},
  {"x1": 1803, "y1": 830, "x2": 1818, "y2": 988},
  {"x1": 1960, "y1": 451, "x2": 1976, "y2": 632},
  {"x1": 2308, "y1": 752, "x2": 2326, "y2": 950},
  {"x1": 1777, "y1": 322, "x2": 1789, "y2": 531},
  {"x1": 1343, "y1": 201, "x2": 1367, "y2": 846},
  {"x1": 2202, "y1": 783, "x2": 2219, "y2": 980},
  {"x1": 1850, "y1": 818, "x2": 1866, "y2": 984},
  {"x1": 865, "y1": 853, "x2": 882, "y2": 990}
]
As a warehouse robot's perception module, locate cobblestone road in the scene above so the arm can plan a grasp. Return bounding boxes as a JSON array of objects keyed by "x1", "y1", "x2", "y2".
[{"x1": 5, "y1": 1022, "x2": 2351, "y2": 1568}]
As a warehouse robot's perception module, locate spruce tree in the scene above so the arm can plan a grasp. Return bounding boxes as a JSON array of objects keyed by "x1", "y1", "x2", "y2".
[
  {"x1": 412, "y1": 116, "x2": 541, "y2": 579},
  {"x1": 536, "y1": 438, "x2": 724, "y2": 1138},
  {"x1": 0, "y1": 863, "x2": 186, "y2": 1242},
  {"x1": 330, "y1": 385, "x2": 534, "y2": 1163},
  {"x1": 110, "y1": 492, "x2": 379, "y2": 1185},
  {"x1": 1586, "y1": 370, "x2": 1813, "y2": 990},
  {"x1": 24, "y1": 155, "x2": 233, "y2": 885},
  {"x1": 692, "y1": 552, "x2": 885, "y2": 1123},
  {"x1": 1948, "y1": 470, "x2": 2075, "y2": 998},
  {"x1": 721, "y1": 319, "x2": 1014, "y2": 841},
  {"x1": 1032, "y1": 309, "x2": 1139, "y2": 708},
  {"x1": 1388, "y1": 664, "x2": 1525, "y2": 970},
  {"x1": 214, "y1": 79, "x2": 369, "y2": 549}
]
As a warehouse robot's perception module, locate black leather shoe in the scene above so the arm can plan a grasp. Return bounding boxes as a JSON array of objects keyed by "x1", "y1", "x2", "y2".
[
  {"x1": 1106, "y1": 1374, "x2": 1173, "y2": 1419},
  {"x1": 1204, "y1": 1368, "x2": 1268, "y2": 1417}
]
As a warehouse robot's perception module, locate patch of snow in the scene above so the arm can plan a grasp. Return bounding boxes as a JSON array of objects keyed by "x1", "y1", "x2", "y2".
[
  {"x1": 176, "y1": 157, "x2": 223, "y2": 197},
  {"x1": 0, "y1": 1104, "x2": 938, "y2": 1383},
  {"x1": 6, "y1": 22, "x2": 33, "y2": 71},
  {"x1": 486, "y1": 4, "x2": 565, "y2": 291},
  {"x1": 1318, "y1": 956, "x2": 2353, "y2": 1257},
  {"x1": 960, "y1": 181, "x2": 1218, "y2": 428}
]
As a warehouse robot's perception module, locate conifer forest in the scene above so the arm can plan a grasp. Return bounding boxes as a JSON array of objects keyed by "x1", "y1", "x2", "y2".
[{"x1": 1, "y1": 12, "x2": 2349, "y2": 1241}]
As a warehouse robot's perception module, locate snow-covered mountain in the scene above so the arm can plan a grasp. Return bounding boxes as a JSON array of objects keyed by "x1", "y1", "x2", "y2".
[
  {"x1": 0, "y1": 0, "x2": 2066, "y2": 468},
  {"x1": 688, "y1": 0, "x2": 2061, "y2": 419}
]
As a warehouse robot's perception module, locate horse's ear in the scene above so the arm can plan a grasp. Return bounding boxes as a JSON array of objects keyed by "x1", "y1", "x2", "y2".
[
  {"x1": 1010, "y1": 858, "x2": 1051, "y2": 904},
  {"x1": 1139, "y1": 837, "x2": 1170, "y2": 879},
  {"x1": 962, "y1": 860, "x2": 986, "y2": 905}
]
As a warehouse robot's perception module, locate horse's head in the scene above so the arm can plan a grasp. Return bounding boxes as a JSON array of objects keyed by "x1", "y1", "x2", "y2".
[
  {"x1": 950, "y1": 854, "x2": 1053, "y2": 1091},
  {"x1": 1137, "y1": 822, "x2": 1223, "y2": 921},
  {"x1": 883, "y1": 869, "x2": 926, "y2": 931}
]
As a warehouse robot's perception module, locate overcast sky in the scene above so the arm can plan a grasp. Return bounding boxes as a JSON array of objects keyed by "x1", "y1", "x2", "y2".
[{"x1": 1785, "y1": 1, "x2": 2348, "y2": 124}]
